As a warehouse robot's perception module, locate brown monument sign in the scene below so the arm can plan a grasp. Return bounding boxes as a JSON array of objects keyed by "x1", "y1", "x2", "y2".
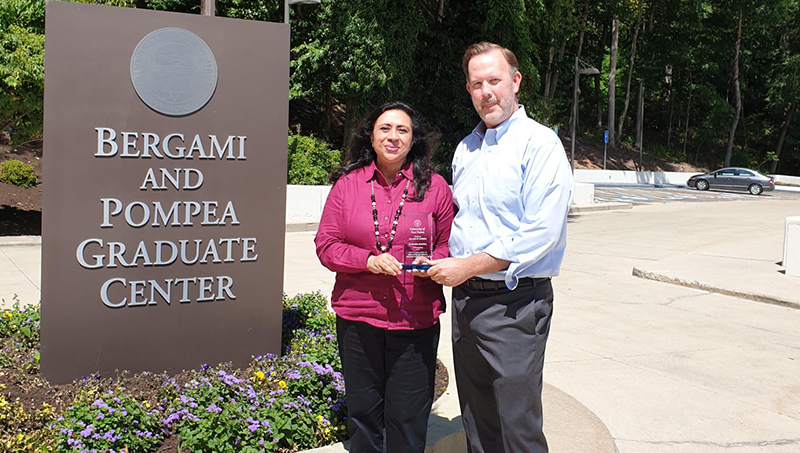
[{"x1": 41, "y1": 2, "x2": 289, "y2": 384}]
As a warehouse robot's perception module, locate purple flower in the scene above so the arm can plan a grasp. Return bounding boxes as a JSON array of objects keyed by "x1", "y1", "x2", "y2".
[
  {"x1": 206, "y1": 404, "x2": 222, "y2": 413},
  {"x1": 79, "y1": 425, "x2": 93, "y2": 438}
]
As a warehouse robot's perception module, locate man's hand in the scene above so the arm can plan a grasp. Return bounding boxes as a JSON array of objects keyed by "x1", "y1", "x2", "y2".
[
  {"x1": 421, "y1": 253, "x2": 511, "y2": 287},
  {"x1": 367, "y1": 253, "x2": 402, "y2": 276},
  {"x1": 425, "y1": 257, "x2": 473, "y2": 287},
  {"x1": 409, "y1": 256, "x2": 432, "y2": 279}
]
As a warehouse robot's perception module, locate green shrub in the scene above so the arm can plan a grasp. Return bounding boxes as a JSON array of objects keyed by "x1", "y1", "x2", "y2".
[
  {"x1": 287, "y1": 135, "x2": 341, "y2": 185},
  {"x1": 0, "y1": 296, "x2": 40, "y2": 373},
  {"x1": 0, "y1": 296, "x2": 40, "y2": 348},
  {"x1": 0, "y1": 390, "x2": 58, "y2": 452},
  {"x1": 0, "y1": 293, "x2": 348, "y2": 451},
  {"x1": 281, "y1": 292, "x2": 335, "y2": 353},
  {"x1": 0, "y1": 160, "x2": 37, "y2": 188},
  {"x1": 51, "y1": 385, "x2": 165, "y2": 453},
  {"x1": 164, "y1": 360, "x2": 345, "y2": 452}
]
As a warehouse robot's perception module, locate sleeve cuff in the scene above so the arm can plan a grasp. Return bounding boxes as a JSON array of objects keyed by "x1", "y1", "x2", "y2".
[
  {"x1": 482, "y1": 237, "x2": 516, "y2": 262},
  {"x1": 357, "y1": 249, "x2": 373, "y2": 270},
  {"x1": 504, "y1": 262, "x2": 520, "y2": 290}
]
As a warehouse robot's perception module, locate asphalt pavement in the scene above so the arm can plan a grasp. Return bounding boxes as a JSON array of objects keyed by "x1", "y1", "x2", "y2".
[{"x1": 594, "y1": 184, "x2": 800, "y2": 205}]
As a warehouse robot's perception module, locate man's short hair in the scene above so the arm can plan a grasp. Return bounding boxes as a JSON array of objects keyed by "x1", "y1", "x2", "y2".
[{"x1": 462, "y1": 42, "x2": 519, "y2": 80}]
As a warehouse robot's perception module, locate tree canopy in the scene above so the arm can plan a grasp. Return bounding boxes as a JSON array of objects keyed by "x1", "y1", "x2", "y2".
[{"x1": 1, "y1": 0, "x2": 799, "y2": 175}]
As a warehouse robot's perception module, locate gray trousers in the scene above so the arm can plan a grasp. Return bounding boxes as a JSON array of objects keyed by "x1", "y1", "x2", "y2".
[{"x1": 452, "y1": 278, "x2": 554, "y2": 453}]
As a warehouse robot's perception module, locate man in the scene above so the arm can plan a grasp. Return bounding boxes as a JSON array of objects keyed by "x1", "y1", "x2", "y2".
[{"x1": 425, "y1": 42, "x2": 573, "y2": 452}]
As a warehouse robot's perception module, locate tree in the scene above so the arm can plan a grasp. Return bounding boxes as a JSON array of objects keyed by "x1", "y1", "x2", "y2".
[
  {"x1": 0, "y1": 0, "x2": 44, "y2": 146},
  {"x1": 723, "y1": 11, "x2": 742, "y2": 167},
  {"x1": 768, "y1": 54, "x2": 800, "y2": 173},
  {"x1": 607, "y1": 17, "x2": 619, "y2": 147},
  {"x1": 616, "y1": 0, "x2": 644, "y2": 143}
]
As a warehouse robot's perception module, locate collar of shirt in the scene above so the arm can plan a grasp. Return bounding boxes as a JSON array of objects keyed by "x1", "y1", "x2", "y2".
[
  {"x1": 363, "y1": 160, "x2": 414, "y2": 186},
  {"x1": 470, "y1": 105, "x2": 528, "y2": 147}
]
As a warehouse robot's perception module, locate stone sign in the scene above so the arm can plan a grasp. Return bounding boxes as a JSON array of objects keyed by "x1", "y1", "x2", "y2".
[{"x1": 41, "y1": 1, "x2": 289, "y2": 384}]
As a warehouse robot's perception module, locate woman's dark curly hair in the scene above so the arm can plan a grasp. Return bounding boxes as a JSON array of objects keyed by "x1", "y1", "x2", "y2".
[{"x1": 329, "y1": 101, "x2": 435, "y2": 201}]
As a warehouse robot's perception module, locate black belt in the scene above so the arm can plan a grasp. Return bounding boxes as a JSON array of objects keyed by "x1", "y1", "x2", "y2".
[{"x1": 464, "y1": 276, "x2": 550, "y2": 291}]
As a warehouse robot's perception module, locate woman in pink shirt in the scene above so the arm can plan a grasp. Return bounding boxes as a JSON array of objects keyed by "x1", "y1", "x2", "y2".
[{"x1": 315, "y1": 101, "x2": 454, "y2": 452}]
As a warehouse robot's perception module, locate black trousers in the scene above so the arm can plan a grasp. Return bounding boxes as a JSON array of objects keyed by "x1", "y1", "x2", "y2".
[
  {"x1": 452, "y1": 278, "x2": 554, "y2": 453},
  {"x1": 336, "y1": 316, "x2": 440, "y2": 453}
]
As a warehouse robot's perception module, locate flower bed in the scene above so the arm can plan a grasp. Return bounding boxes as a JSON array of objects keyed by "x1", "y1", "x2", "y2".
[{"x1": 0, "y1": 292, "x2": 349, "y2": 452}]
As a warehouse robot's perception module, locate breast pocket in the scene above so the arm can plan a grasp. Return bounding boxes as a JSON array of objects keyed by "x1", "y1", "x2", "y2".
[{"x1": 483, "y1": 160, "x2": 522, "y2": 214}]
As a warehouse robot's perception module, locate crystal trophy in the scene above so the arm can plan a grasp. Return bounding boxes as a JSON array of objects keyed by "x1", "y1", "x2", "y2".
[{"x1": 401, "y1": 212, "x2": 433, "y2": 281}]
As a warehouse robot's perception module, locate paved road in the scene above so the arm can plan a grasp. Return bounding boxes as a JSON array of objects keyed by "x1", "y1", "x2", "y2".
[{"x1": 594, "y1": 185, "x2": 800, "y2": 205}]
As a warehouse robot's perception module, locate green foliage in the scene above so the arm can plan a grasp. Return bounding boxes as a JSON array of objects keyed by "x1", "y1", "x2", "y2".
[
  {"x1": 287, "y1": 328, "x2": 340, "y2": 367},
  {"x1": 0, "y1": 296, "x2": 40, "y2": 374},
  {"x1": 287, "y1": 135, "x2": 341, "y2": 185},
  {"x1": 165, "y1": 359, "x2": 344, "y2": 452},
  {"x1": 0, "y1": 22, "x2": 44, "y2": 146},
  {"x1": 52, "y1": 385, "x2": 164, "y2": 452},
  {"x1": 142, "y1": 0, "x2": 281, "y2": 20},
  {"x1": 3, "y1": 0, "x2": 800, "y2": 173},
  {"x1": 161, "y1": 291, "x2": 347, "y2": 451},
  {"x1": 0, "y1": 392, "x2": 57, "y2": 452},
  {"x1": 0, "y1": 296, "x2": 40, "y2": 348},
  {"x1": 0, "y1": 0, "x2": 131, "y2": 146},
  {"x1": 0, "y1": 293, "x2": 348, "y2": 451},
  {"x1": 0, "y1": 160, "x2": 37, "y2": 188}
]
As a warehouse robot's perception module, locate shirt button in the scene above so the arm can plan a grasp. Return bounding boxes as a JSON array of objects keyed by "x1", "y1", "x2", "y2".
[
  {"x1": 384, "y1": 217, "x2": 389, "y2": 220},
  {"x1": 382, "y1": 296, "x2": 387, "y2": 300},
  {"x1": 384, "y1": 234, "x2": 388, "y2": 237},
  {"x1": 387, "y1": 200, "x2": 392, "y2": 204}
]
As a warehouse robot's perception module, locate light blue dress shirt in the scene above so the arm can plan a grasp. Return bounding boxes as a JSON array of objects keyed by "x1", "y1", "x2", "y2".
[{"x1": 450, "y1": 106, "x2": 574, "y2": 290}]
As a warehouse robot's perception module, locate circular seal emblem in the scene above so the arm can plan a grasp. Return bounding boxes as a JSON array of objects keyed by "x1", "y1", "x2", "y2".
[
  {"x1": 413, "y1": 219, "x2": 422, "y2": 228},
  {"x1": 130, "y1": 28, "x2": 218, "y2": 116}
]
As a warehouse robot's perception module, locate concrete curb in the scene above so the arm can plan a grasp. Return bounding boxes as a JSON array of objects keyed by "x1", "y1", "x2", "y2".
[
  {"x1": 632, "y1": 267, "x2": 800, "y2": 310},
  {"x1": 300, "y1": 383, "x2": 617, "y2": 453},
  {"x1": 286, "y1": 222, "x2": 320, "y2": 233},
  {"x1": 0, "y1": 236, "x2": 41, "y2": 247},
  {"x1": 569, "y1": 202, "x2": 633, "y2": 213}
]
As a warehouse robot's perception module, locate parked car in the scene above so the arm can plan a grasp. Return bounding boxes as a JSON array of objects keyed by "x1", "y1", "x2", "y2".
[{"x1": 687, "y1": 167, "x2": 775, "y2": 195}]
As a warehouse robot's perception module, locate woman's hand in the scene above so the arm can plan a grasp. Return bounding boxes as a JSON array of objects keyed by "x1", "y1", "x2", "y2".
[{"x1": 367, "y1": 253, "x2": 402, "y2": 276}]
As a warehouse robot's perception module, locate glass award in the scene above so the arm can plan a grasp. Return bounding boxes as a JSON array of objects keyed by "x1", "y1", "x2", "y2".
[{"x1": 401, "y1": 212, "x2": 433, "y2": 283}]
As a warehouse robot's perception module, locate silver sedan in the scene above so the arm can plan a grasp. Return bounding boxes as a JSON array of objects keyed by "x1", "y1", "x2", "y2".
[{"x1": 687, "y1": 167, "x2": 775, "y2": 195}]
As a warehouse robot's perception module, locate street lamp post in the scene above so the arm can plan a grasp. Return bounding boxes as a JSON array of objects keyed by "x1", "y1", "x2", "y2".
[
  {"x1": 285, "y1": 0, "x2": 321, "y2": 24},
  {"x1": 570, "y1": 57, "x2": 599, "y2": 172}
]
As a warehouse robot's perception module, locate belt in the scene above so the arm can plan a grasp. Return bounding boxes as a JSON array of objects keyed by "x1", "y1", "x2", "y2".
[{"x1": 464, "y1": 276, "x2": 550, "y2": 291}]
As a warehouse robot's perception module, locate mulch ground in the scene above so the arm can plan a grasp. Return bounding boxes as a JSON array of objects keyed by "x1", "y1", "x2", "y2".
[{"x1": 0, "y1": 140, "x2": 42, "y2": 236}]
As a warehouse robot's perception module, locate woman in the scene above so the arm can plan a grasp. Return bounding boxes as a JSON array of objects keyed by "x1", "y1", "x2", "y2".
[{"x1": 315, "y1": 101, "x2": 454, "y2": 452}]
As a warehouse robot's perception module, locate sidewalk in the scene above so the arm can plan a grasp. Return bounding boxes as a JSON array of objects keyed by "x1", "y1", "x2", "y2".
[
  {"x1": 554, "y1": 199, "x2": 800, "y2": 452},
  {"x1": 0, "y1": 236, "x2": 40, "y2": 308},
  {"x1": 4, "y1": 198, "x2": 800, "y2": 451},
  {"x1": 2, "y1": 232, "x2": 617, "y2": 453}
]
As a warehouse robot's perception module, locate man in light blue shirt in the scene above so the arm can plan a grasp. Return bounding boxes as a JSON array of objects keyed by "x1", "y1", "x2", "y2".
[{"x1": 426, "y1": 42, "x2": 573, "y2": 452}]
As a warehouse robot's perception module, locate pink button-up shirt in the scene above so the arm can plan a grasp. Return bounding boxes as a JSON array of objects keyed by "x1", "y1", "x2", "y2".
[{"x1": 315, "y1": 162, "x2": 454, "y2": 330}]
